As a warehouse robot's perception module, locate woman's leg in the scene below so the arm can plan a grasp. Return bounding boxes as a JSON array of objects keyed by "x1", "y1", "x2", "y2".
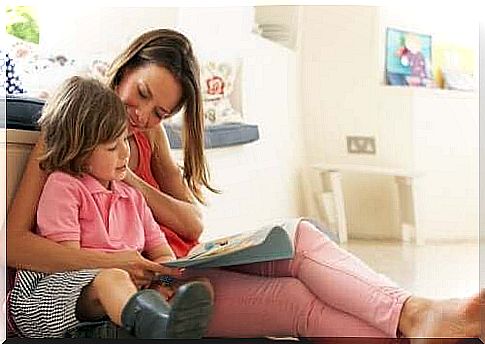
[
  {"x1": 231, "y1": 220, "x2": 409, "y2": 337},
  {"x1": 184, "y1": 268, "x2": 388, "y2": 337},
  {"x1": 231, "y1": 221, "x2": 482, "y2": 339}
]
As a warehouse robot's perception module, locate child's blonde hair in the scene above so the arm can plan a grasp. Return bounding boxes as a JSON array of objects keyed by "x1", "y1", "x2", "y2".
[{"x1": 38, "y1": 76, "x2": 127, "y2": 175}]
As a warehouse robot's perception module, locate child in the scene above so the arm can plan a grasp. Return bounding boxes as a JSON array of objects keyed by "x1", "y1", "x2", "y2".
[{"x1": 9, "y1": 76, "x2": 214, "y2": 339}]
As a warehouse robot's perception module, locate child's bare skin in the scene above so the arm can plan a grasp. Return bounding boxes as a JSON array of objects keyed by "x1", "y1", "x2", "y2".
[{"x1": 150, "y1": 276, "x2": 214, "y2": 302}]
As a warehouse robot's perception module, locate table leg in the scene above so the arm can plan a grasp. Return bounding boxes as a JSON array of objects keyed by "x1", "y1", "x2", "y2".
[
  {"x1": 395, "y1": 176, "x2": 424, "y2": 245},
  {"x1": 320, "y1": 171, "x2": 348, "y2": 243}
]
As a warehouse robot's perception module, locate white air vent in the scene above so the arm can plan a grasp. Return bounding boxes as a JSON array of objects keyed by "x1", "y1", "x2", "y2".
[
  {"x1": 254, "y1": 6, "x2": 299, "y2": 50},
  {"x1": 257, "y1": 23, "x2": 291, "y2": 42}
]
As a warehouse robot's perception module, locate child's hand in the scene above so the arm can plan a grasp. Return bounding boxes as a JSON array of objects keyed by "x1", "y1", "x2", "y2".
[
  {"x1": 109, "y1": 250, "x2": 182, "y2": 288},
  {"x1": 157, "y1": 256, "x2": 176, "y2": 264},
  {"x1": 150, "y1": 276, "x2": 214, "y2": 302},
  {"x1": 150, "y1": 275, "x2": 178, "y2": 300},
  {"x1": 151, "y1": 283, "x2": 176, "y2": 300}
]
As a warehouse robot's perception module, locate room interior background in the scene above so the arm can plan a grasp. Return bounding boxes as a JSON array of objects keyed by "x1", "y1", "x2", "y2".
[{"x1": 4, "y1": 5, "x2": 479, "y2": 244}]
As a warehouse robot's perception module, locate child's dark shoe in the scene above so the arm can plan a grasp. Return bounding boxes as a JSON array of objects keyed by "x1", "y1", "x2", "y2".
[
  {"x1": 121, "y1": 281, "x2": 214, "y2": 339},
  {"x1": 165, "y1": 280, "x2": 214, "y2": 339},
  {"x1": 121, "y1": 289, "x2": 172, "y2": 339}
]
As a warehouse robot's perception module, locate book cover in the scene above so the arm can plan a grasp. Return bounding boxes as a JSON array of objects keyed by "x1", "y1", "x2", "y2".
[{"x1": 163, "y1": 218, "x2": 301, "y2": 269}]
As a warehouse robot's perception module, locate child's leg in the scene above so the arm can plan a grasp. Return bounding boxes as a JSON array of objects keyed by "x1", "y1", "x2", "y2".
[
  {"x1": 76, "y1": 268, "x2": 137, "y2": 325},
  {"x1": 78, "y1": 268, "x2": 214, "y2": 339}
]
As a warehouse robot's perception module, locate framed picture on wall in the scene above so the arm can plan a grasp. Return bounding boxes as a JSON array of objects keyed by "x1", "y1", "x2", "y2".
[{"x1": 385, "y1": 28, "x2": 434, "y2": 87}]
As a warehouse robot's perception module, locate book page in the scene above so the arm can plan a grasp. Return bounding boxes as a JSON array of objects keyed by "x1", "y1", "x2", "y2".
[{"x1": 184, "y1": 228, "x2": 270, "y2": 261}]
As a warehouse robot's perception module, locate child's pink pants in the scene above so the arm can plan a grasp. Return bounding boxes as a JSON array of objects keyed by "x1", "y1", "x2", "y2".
[{"x1": 187, "y1": 220, "x2": 411, "y2": 338}]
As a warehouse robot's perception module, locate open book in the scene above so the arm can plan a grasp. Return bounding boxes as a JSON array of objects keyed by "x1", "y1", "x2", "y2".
[{"x1": 164, "y1": 218, "x2": 302, "y2": 269}]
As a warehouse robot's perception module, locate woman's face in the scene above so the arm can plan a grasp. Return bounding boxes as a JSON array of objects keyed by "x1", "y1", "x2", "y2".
[{"x1": 115, "y1": 64, "x2": 183, "y2": 132}]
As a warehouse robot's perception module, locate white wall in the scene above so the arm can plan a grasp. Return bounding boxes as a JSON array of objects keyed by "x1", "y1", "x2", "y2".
[
  {"x1": 379, "y1": 6, "x2": 479, "y2": 47},
  {"x1": 38, "y1": 6, "x2": 178, "y2": 61},
  {"x1": 299, "y1": 6, "x2": 402, "y2": 239},
  {"x1": 175, "y1": 8, "x2": 303, "y2": 240},
  {"x1": 176, "y1": 7, "x2": 254, "y2": 58}
]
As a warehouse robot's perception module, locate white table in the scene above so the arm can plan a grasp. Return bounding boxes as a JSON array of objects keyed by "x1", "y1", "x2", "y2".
[{"x1": 312, "y1": 163, "x2": 423, "y2": 245}]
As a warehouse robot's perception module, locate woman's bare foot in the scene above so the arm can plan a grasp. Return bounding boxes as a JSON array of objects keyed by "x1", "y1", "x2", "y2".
[{"x1": 398, "y1": 290, "x2": 483, "y2": 343}]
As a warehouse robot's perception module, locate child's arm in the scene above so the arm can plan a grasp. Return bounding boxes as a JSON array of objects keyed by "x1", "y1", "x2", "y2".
[
  {"x1": 145, "y1": 244, "x2": 178, "y2": 300},
  {"x1": 144, "y1": 244, "x2": 176, "y2": 264}
]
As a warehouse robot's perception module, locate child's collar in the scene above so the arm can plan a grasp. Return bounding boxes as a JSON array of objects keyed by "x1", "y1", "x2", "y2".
[{"x1": 80, "y1": 174, "x2": 130, "y2": 199}]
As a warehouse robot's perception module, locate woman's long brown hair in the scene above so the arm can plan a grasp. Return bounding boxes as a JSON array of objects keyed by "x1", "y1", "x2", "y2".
[{"x1": 106, "y1": 29, "x2": 218, "y2": 204}]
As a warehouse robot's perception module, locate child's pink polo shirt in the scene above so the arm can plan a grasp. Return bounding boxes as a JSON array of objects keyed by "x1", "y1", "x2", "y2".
[{"x1": 37, "y1": 171, "x2": 167, "y2": 252}]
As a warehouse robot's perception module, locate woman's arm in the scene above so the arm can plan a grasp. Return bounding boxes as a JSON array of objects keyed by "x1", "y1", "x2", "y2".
[
  {"x1": 7, "y1": 134, "x2": 177, "y2": 278},
  {"x1": 124, "y1": 126, "x2": 203, "y2": 241},
  {"x1": 60, "y1": 241, "x2": 81, "y2": 249}
]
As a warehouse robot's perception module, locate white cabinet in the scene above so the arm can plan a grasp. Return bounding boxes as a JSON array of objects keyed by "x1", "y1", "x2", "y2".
[{"x1": 379, "y1": 87, "x2": 478, "y2": 242}]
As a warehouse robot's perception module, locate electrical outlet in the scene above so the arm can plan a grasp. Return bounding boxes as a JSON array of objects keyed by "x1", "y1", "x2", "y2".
[{"x1": 346, "y1": 136, "x2": 376, "y2": 154}]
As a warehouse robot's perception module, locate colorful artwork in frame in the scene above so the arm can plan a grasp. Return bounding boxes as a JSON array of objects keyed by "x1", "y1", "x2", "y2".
[{"x1": 385, "y1": 28, "x2": 434, "y2": 87}]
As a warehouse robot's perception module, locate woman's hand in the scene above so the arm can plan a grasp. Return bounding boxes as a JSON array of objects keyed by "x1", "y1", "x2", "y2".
[
  {"x1": 108, "y1": 250, "x2": 183, "y2": 288},
  {"x1": 121, "y1": 161, "x2": 203, "y2": 242},
  {"x1": 122, "y1": 166, "x2": 137, "y2": 187}
]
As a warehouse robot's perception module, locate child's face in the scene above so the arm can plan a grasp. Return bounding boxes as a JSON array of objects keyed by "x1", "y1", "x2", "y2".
[{"x1": 86, "y1": 131, "x2": 130, "y2": 188}]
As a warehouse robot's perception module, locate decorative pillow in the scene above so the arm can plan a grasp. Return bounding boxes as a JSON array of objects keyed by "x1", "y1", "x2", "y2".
[
  {"x1": 1, "y1": 50, "x2": 26, "y2": 95},
  {"x1": 23, "y1": 54, "x2": 79, "y2": 99},
  {"x1": 200, "y1": 59, "x2": 243, "y2": 126},
  {"x1": 4, "y1": 35, "x2": 110, "y2": 99},
  {"x1": 85, "y1": 58, "x2": 110, "y2": 82}
]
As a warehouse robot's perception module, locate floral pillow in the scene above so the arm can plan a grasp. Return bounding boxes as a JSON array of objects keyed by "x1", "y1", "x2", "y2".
[
  {"x1": 19, "y1": 55, "x2": 109, "y2": 100},
  {"x1": 200, "y1": 60, "x2": 243, "y2": 126},
  {"x1": 4, "y1": 35, "x2": 110, "y2": 100}
]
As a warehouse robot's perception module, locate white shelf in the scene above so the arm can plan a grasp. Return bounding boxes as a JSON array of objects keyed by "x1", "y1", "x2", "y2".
[
  {"x1": 312, "y1": 163, "x2": 421, "y2": 178},
  {"x1": 379, "y1": 85, "x2": 478, "y2": 99}
]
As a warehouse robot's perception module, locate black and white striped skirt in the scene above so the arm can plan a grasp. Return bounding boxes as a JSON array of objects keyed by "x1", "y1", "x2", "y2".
[{"x1": 9, "y1": 269, "x2": 100, "y2": 338}]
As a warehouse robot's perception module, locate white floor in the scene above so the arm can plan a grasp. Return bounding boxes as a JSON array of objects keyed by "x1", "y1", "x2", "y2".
[{"x1": 340, "y1": 239, "x2": 480, "y2": 299}]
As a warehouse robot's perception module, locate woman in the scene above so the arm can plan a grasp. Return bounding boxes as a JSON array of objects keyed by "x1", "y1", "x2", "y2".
[{"x1": 7, "y1": 29, "x2": 481, "y2": 340}]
